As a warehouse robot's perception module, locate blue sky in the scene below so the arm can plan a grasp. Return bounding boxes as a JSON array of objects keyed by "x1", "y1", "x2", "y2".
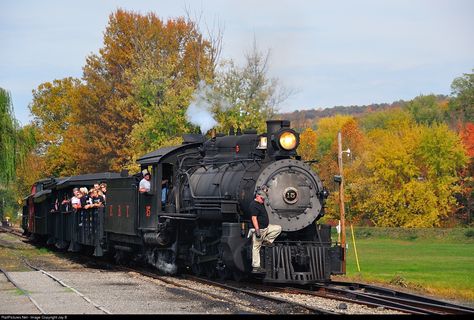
[{"x1": 1, "y1": 0, "x2": 473, "y2": 125}]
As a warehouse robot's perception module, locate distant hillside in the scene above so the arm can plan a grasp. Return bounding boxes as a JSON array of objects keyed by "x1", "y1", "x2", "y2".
[{"x1": 278, "y1": 95, "x2": 448, "y2": 129}]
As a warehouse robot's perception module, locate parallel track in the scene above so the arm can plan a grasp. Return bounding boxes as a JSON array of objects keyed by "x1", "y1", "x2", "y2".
[
  {"x1": 2, "y1": 226, "x2": 473, "y2": 315},
  {"x1": 0, "y1": 226, "x2": 111, "y2": 314},
  {"x1": 309, "y1": 281, "x2": 474, "y2": 315},
  {"x1": 0, "y1": 266, "x2": 46, "y2": 314}
]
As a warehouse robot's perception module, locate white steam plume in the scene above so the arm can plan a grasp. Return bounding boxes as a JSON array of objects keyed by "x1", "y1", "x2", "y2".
[{"x1": 186, "y1": 80, "x2": 217, "y2": 134}]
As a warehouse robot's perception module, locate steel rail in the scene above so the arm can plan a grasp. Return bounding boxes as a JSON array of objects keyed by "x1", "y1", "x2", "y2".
[
  {"x1": 307, "y1": 281, "x2": 474, "y2": 315},
  {"x1": 114, "y1": 266, "x2": 263, "y2": 314},
  {"x1": 0, "y1": 267, "x2": 46, "y2": 314},
  {"x1": 329, "y1": 280, "x2": 474, "y2": 313},
  {"x1": 117, "y1": 266, "x2": 336, "y2": 314},
  {"x1": 183, "y1": 274, "x2": 339, "y2": 315},
  {"x1": 21, "y1": 259, "x2": 112, "y2": 315}
]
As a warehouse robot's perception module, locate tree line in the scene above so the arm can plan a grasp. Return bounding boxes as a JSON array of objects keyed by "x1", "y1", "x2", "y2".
[{"x1": 298, "y1": 76, "x2": 474, "y2": 227}]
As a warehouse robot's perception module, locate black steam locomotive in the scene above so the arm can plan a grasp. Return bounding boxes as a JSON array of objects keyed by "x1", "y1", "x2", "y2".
[{"x1": 22, "y1": 120, "x2": 344, "y2": 284}]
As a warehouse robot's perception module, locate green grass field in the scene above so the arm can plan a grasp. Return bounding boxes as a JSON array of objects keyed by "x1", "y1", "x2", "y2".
[{"x1": 338, "y1": 227, "x2": 474, "y2": 302}]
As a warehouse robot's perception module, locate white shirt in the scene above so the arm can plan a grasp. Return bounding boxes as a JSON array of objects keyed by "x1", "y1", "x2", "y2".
[
  {"x1": 139, "y1": 178, "x2": 151, "y2": 192},
  {"x1": 71, "y1": 196, "x2": 80, "y2": 206}
]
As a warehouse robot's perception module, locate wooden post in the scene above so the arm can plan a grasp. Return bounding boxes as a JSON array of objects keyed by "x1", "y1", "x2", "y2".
[{"x1": 337, "y1": 131, "x2": 346, "y2": 273}]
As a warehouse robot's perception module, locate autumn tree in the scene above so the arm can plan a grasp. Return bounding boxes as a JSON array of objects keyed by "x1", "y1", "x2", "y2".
[
  {"x1": 316, "y1": 119, "x2": 367, "y2": 221},
  {"x1": 30, "y1": 9, "x2": 218, "y2": 174},
  {"x1": 29, "y1": 78, "x2": 83, "y2": 176},
  {"x1": 350, "y1": 122, "x2": 467, "y2": 227},
  {"x1": 460, "y1": 123, "x2": 474, "y2": 158},
  {"x1": 314, "y1": 114, "x2": 353, "y2": 159},
  {"x1": 80, "y1": 10, "x2": 218, "y2": 171},
  {"x1": 298, "y1": 128, "x2": 318, "y2": 161}
]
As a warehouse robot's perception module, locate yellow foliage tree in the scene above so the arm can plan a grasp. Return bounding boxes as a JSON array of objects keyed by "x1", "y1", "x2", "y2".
[{"x1": 298, "y1": 128, "x2": 318, "y2": 161}]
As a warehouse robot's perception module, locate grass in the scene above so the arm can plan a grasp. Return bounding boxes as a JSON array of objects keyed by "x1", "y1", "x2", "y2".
[{"x1": 337, "y1": 227, "x2": 474, "y2": 302}]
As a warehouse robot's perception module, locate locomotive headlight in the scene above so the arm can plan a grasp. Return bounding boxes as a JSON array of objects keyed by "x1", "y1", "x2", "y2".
[{"x1": 279, "y1": 131, "x2": 297, "y2": 150}]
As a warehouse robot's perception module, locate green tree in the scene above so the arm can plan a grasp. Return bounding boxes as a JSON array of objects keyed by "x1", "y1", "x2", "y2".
[
  {"x1": 359, "y1": 108, "x2": 413, "y2": 132},
  {"x1": 211, "y1": 42, "x2": 290, "y2": 133},
  {"x1": 449, "y1": 69, "x2": 474, "y2": 124},
  {"x1": 403, "y1": 94, "x2": 445, "y2": 125},
  {"x1": 0, "y1": 88, "x2": 17, "y2": 184}
]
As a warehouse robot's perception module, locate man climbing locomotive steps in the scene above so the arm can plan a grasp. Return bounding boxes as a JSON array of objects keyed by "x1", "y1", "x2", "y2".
[
  {"x1": 249, "y1": 188, "x2": 282, "y2": 274},
  {"x1": 21, "y1": 120, "x2": 343, "y2": 285}
]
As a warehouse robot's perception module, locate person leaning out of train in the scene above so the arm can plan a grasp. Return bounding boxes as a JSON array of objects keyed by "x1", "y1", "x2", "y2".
[
  {"x1": 139, "y1": 171, "x2": 168, "y2": 204},
  {"x1": 79, "y1": 187, "x2": 89, "y2": 207},
  {"x1": 71, "y1": 188, "x2": 82, "y2": 212},
  {"x1": 98, "y1": 190, "x2": 106, "y2": 206},
  {"x1": 86, "y1": 189, "x2": 103, "y2": 209},
  {"x1": 250, "y1": 188, "x2": 282, "y2": 274},
  {"x1": 139, "y1": 172, "x2": 151, "y2": 193},
  {"x1": 100, "y1": 183, "x2": 107, "y2": 203}
]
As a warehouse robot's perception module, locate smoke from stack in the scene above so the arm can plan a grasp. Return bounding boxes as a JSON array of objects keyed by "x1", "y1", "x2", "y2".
[{"x1": 185, "y1": 80, "x2": 217, "y2": 134}]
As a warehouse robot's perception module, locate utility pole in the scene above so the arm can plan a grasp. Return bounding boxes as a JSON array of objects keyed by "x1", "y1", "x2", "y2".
[{"x1": 337, "y1": 131, "x2": 346, "y2": 274}]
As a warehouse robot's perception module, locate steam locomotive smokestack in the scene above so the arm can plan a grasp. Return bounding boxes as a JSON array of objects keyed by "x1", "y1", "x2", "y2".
[
  {"x1": 266, "y1": 120, "x2": 291, "y2": 135},
  {"x1": 229, "y1": 126, "x2": 235, "y2": 136}
]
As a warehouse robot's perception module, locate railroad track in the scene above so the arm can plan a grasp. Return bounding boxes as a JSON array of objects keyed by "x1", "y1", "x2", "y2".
[
  {"x1": 2, "y1": 226, "x2": 473, "y2": 315},
  {"x1": 0, "y1": 266, "x2": 46, "y2": 314},
  {"x1": 117, "y1": 266, "x2": 337, "y2": 314},
  {"x1": 0, "y1": 258, "x2": 111, "y2": 314},
  {"x1": 0, "y1": 227, "x2": 334, "y2": 314},
  {"x1": 183, "y1": 277, "x2": 474, "y2": 315},
  {"x1": 0, "y1": 226, "x2": 25, "y2": 238},
  {"x1": 0, "y1": 227, "x2": 111, "y2": 314},
  {"x1": 309, "y1": 281, "x2": 474, "y2": 315}
]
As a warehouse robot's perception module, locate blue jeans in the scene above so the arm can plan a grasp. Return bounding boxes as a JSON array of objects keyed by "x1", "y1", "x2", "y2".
[{"x1": 162, "y1": 187, "x2": 167, "y2": 204}]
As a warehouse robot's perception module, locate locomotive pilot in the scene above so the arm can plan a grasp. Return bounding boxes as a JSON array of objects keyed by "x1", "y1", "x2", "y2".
[{"x1": 250, "y1": 188, "x2": 282, "y2": 273}]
